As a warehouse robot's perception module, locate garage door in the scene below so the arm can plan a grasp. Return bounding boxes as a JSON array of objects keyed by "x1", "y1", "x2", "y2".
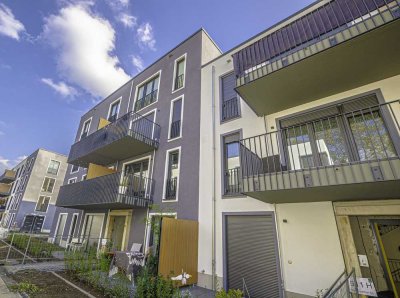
[{"x1": 225, "y1": 213, "x2": 282, "y2": 298}]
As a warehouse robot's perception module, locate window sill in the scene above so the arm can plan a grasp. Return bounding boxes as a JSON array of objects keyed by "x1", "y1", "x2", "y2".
[
  {"x1": 172, "y1": 86, "x2": 185, "y2": 94},
  {"x1": 222, "y1": 193, "x2": 246, "y2": 199},
  {"x1": 167, "y1": 136, "x2": 182, "y2": 142},
  {"x1": 134, "y1": 100, "x2": 158, "y2": 114},
  {"x1": 221, "y1": 114, "x2": 241, "y2": 124}
]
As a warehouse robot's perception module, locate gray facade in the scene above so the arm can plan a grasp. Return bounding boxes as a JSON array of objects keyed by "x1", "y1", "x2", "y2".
[{"x1": 50, "y1": 29, "x2": 221, "y2": 249}]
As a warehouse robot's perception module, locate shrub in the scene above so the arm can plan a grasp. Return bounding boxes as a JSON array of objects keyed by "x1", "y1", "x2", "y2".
[
  {"x1": 7, "y1": 233, "x2": 61, "y2": 259},
  {"x1": 215, "y1": 288, "x2": 244, "y2": 298},
  {"x1": 10, "y1": 282, "x2": 41, "y2": 295}
]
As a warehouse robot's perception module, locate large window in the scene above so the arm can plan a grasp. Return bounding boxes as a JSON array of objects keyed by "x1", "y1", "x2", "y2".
[
  {"x1": 41, "y1": 177, "x2": 56, "y2": 193},
  {"x1": 164, "y1": 149, "x2": 180, "y2": 201},
  {"x1": 135, "y1": 75, "x2": 159, "y2": 111},
  {"x1": 80, "y1": 119, "x2": 91, "y2": 140},
  {"x1": 221, "y1": 73, "x2": 240, "y2": 121},
  {"x1": 173, "y1": 56, "x2": 185, "y2": 91},
  {"x1": 281, "y1": 95, "x2": 397, "y2": 170},
  {"x1": 108, "y1": 99, "x2": 121, "y2": 122},
  {"x1": 47, "y1": 160, "x2": 61, "y2": 175},
  {"x1": 36, "y1": 196, "x2": 50, "y2": 212},
  {"x1": 223, "y1": 133, "x2": 241, "y2": 195},
  {"x1": 169, "y1": 97, "x2": 183, "y2": 139}
]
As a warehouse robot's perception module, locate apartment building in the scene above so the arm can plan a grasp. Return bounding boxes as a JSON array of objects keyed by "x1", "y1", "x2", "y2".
[
  {"x1": 0, "y1": 149, "x2": 68, "y2": 233},
  {"x1": 200, "y1": 0, "x2": 400, "y2": 297},
  {"x1": 50, "y1": 30, "x2": 221, "y2": 259}
]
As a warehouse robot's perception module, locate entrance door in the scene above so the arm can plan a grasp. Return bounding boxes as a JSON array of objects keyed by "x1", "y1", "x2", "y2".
[
  {"x1": 83, "y1": 214, "x2": 104, "y2": 251},
  {"x1": 54, "y1": 214, "x2": 67, "y2": 245},
  {"x1": 67, "y1": 214, "x2": 78, "y2": 245},
  {"x1": 110, "y1": 216, "x2": 125, "y2": 251},
  {"x1": 224, "y1": 213, "x2": 282, "y2": 298}
]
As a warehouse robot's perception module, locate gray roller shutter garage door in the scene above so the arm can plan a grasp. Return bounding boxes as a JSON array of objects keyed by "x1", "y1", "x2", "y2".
[{"x1": 225, "y1": 213, "x2": 282, "y2": 298}]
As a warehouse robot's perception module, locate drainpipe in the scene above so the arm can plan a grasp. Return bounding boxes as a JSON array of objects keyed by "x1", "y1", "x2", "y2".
[{"x1": 211, "y1": 65, "x2": 217, "y2": 291}]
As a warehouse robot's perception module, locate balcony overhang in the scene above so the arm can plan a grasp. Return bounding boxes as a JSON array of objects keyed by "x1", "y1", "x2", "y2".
[
  {"x1": 243, "y1": 180, "x2": 400, "y2": 204},
  {"x1": 236, "y1": 20, "x2": 400, "y2": 116},
  {"x1": 0, "y1": 183, "x2": 11, "y2": 197},
  {"x1": 0, "y1": 170, "x2": 16, "y2": 184}
]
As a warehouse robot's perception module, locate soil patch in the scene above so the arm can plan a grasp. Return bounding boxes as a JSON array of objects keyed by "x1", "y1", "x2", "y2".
[{"x1": 57, "y1": 271, "x2": 106, "y2": 298}]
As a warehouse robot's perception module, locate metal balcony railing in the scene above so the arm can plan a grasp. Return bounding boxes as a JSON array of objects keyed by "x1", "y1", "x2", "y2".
[
  {"x1": 224, "y1": 167, "x2": 241, "y2": 195},
  {"x1": 174, "y1": 74, "x2": 184, "y2": 90},
  {"x1": 68, "y1": 110, "x2": 160, "y2": 166},
  {"x1": 56, "y1": 172, "x2": 153, "y2": 209},
  {"x1": 388, "y1": 258, "x2": 400, "y2": 282},
  {"x1": 233, "y1": 0, "x2": 400, "y2": 85},
  {"x1": 240, "y1": 100, "x2": 400, "y2": 192},
  {"x1": 165, "y1": 177, "x2": 177, "y2": 200},
  {"x1": 108, "y1": 114, "x2": 117, "y2": 123},
  {"x1": 134, "y1": 90, "x2": 158, "y2": 111},
  {"x1": 222, "y1": 97, "x2": 240, "y2": 121},
  {"x1": 170, "y1": 120, "x2": 181, "y2": 139}
]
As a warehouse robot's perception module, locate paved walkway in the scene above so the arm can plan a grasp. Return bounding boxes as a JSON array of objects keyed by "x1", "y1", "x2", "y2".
[
  {"x1": 4, "y1": 261, "x2": 65, "y2": 274},
  {"x1": 0, "y1": 274, "x2": 21, "y2": 298}
]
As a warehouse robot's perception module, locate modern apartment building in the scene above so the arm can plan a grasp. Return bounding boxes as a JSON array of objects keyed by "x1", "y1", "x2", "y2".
[
  {"x1": 50, "y1": 30, "x2": 221, "y2": 256},
  {"x1": 1, "y1": 149, "x2": 68, "y2": 233},
  {"x1": 199, "y1": 0, "x2": 400, "y2": 297}
]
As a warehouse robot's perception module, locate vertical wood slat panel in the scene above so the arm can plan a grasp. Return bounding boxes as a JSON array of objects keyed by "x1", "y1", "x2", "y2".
[{"x1": 158, "y1": 218, "x2": 198, "y2": 286}]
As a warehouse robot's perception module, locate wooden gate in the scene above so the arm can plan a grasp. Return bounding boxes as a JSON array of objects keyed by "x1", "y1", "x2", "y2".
[{"x1": 158, "y1": 217, "x2": 198, "y2": 286}]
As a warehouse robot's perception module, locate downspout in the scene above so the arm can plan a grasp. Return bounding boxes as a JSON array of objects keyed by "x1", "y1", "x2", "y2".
[{"x1": 211, "y1": 65, "x2": 217, "y2": 290}]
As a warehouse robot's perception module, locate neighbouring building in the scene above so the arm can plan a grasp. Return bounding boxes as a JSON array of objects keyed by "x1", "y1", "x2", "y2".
[
  {"x1": 0, "y1": 149, "x2": 68, "y2": 233},
  {"x1": 50, "y1": 29, "x2": 221, "y2": 262},
  {"x1": 0, "y1": 169, "x2": 17, "y2": 222},
  {"x1": 199, "y1": 0, "x2": 400, "y2": 297}
]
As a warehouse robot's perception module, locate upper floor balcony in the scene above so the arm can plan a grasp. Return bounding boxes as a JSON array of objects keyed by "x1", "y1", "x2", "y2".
[
  {"x1": 56, "y1": 171, "x2": 153, "y2": 210},
  {"x1": 0, "y1": 170, "x2": 16, "y2": 184},
  {"x1": 239, "y1": 100, "x2": 400, "y2": 203},
  {"x1": 232, "y1": 0, "x2": 400, "y2": 116},
  {"x1": 0, "y1": 183, "x2": 11, "y2": 197},
  {"x1": 68, "y1": 111, "x2": 161, "y2": 167}
]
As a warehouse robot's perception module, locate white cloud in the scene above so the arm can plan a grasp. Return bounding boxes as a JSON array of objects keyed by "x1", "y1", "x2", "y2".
[
  {"x1": 41, "y1": 78, "x2": 78, "y2": 99},
  {"x1": 106, "y1": 0, "x2": 129, "y2": 10},
  {"x1": 131, "y1": 55, "x2": 144, "y2": 72},
  {"x1": 137, "y1": 22, "x2": 156, "y2": 51},
  {"x1": 42, "y1": 4, "x2": 130, "y2": 98},
  {"x1": 0, "y1": 4, "x2": 25, "y2": 40},
  {"x1": 0, "y1": 155, "x2": 26, "y2": 173},
  {"x1": 119, "y1": 13, "x2": 136, "y2": 28}
]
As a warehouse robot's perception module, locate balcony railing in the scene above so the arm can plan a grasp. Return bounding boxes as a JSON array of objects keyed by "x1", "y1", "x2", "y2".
[
  {"x1": 68, "y1": 111, "x2": 161, "y2": 166},
  {"x1": 0, "y1": 170, "x2": 16, "y2": 184},
  {"x1": 134, "y1": 90, "x2": 158, "y2": 111},
  {"x1": 108, "y1": 114, "x2": 117, "y2": 123},
  {"x1": 174, "y1": 74, "x2": 184, "y2": 90},
  {"x1": 165, "y1": 177, "x2": 177, "y2": 200},
  {"x1": 233, "y1": 0, "x2": 400, "y2": 84},
  {"x1": 224, "y1": 168, "x2": 241, "y2": 195},
  {"x1": 170, "y1": 120, "x2": 181, "y2": 139},
  {"x1": 56, "y1": 172, "x2": 153, "y2": 209},
  {"x1": 222, "y1": 97, "x2": 240, "y2": 121},
  {"x1": 239, "y1": 100, "x2": 400, "y2": 202}
]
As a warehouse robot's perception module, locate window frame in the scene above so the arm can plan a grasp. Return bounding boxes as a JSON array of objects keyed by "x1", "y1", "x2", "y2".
[
  {"x1": 220, "y1": 71, "x2": 241, "y2": 123},
  {"x1": 80, "y1": 117, "x2": 92, "y2": 140},
  {"x1": 171, "y1": 53, "x2": 187, "y2": 93},
  {"x1": 133, "y1": 71, "x2": 161, "y2": 112},
  {"x1": 107, "y1": 97, "x2": 122, "y2": 122},
  {"x1": 41, "y1": 177, "x2": 56, "y2": 193},
  {"x1": 81, "y1": 174, "x2": 87, "y2": 181},
  {"x1": 68, "y1": 177, "x2": 77, "y2": 184},
  {"x1": 168, "y1": 95, "x2": 184, "y2": 141},
  {"x1": 70, "y1": 165, "x2": 79, "y2": 174},
  {"x1": 47, "y1": 159, "x2": 61, "y2": 176},
  {"x1": 35, "y1": 195, "x2": 51, "y2": 213},
  {"x1": 162, "y1": 146, "x2": 181, "y2": 202},
  {"x1": 221, "y1": 130, "x2": 243, "y2": 197}
]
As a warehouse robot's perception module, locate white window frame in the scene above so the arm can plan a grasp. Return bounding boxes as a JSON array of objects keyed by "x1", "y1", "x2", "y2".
[
  {"x1": 132, "y1": 70, "x2": 162, "y2": 112},
  {"x1": 70, "y1": 164, "x2": 80, "y2": 174},
  {"x1": 162, "y1": 146, "x2": 181, "y2": 202},
  {"x1": 54, "y1": 212, "x2": 68, "y2": 243},
  {"x1": 107, "y1": 97, "x2": 122, "y2": 121},
  {"x1": 68, "y1": 177, "x2": 77, "y2": 184},
  {"x1": 171, "y1": 53, "x2": 187, "y2": 93},
  {"x1": 144, "y1": 212, "x2": 177, "y2": 254},
  {"x1": 81, "y1": 174, "x2": 87, "y2": 181},
  {"x1": 81, "y1": 213, "x2": 105, "y2": 251},
  {"x1": 41, "y1": 176, "x2": 56, "y2": 193},
  {"x1": 80, "y1": 117, "x2": 92, "y2": 140},
  {"x1": 67, "y1": 213, "x2": 79, "y2": 244},
  {"x1": 35, "y1": 195, "x2": 51, "y2": 213},
  {"x1": 167, "y1": 95, "x2": 184, "y2": 141},
  {"x1": 129, "y1": 107, "x2": 157, "y2": 138},
  {"x1": 47, "y1": 159, "x2": 61, "y2": 176}
]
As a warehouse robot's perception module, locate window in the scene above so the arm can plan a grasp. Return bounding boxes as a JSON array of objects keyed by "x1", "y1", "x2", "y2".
[
  {"x1": 80, "y1": 119, "x2": 91, "y2": 140},
  {"x1": 82, "y1": 174, "x2": 87, "y2": 181},
  {"x1": 164, "y1": 149, "x2": 180, "y2": 200},
  {"x1": 41, "y1": 177, "x2": 56, "y2": 193},
  {"x1": 223, "y1": 133, "x2": 241, "y2": 195},
  {"x1": 36, "y1": 196, "x2": 50, "y2": 212},
  {"x1": 47, "y1": 160, "x2": 61, "y2": 175},
  {"x1": 281, "y1": 94, "x2": 397, "y2": 170},
  {"x1": 68, "y1": 178, "x2": 77, "y2": 184},
  {"x1": 173, "y1": 56, "x2": 186, "y2": 91},
  {"x1": 135, "y1": 75, "x2": 159, "y2": 111},
  {"x1": 169, "y1": 97, "x2": 183, "y2": 139},
  {"x1": 71, "y1": 165, "x2": 79, "y2": 173},
  {"x1": 221, "y1": 73, "x2": 240, "y2": 121},
  {"x1": 108, "y1": 99, "x2": 121, "y2": 122}
]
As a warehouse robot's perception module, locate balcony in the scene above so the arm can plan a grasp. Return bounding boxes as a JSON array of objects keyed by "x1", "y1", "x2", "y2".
[
  {"x1": 232, "y1": 0, "x2": 400, "y2": 116},
  {"x1": 0, "y1": 183, "x2": 11, "y2": 197},
  {"x1": 239, "y1": 100, "x2": 400, "y2": 203},
  {"x1": 56, "y1": 172, "x2": 153, "y2": 210},
  {"x1": 0, "y1": 170, "x2": 16, "y2": 184},
  {"x1": 68, "y1": 111, "x2": 161, "y2": 167}
]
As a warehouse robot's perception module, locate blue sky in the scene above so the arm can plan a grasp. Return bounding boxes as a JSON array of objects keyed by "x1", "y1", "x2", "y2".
[{"x1": 0, "y1": 0, "x2": 314, "y2": 171}]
